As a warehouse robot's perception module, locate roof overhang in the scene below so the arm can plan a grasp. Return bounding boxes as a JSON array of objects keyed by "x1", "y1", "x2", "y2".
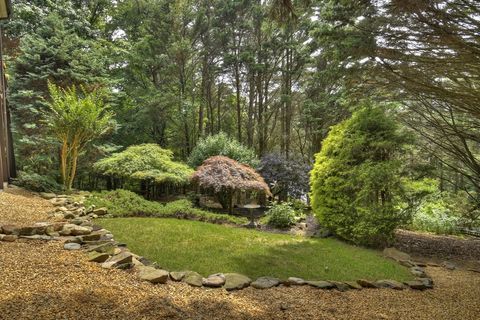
[{"x1": 0, "y1": 0, "x2": 11, "y2": 20}]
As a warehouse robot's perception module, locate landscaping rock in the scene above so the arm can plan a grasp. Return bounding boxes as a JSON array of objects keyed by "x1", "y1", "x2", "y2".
[
  {"x1": 404, "y1": 280, "x2": 430, "y2": 290},
  {"x1": 78, "y1": 233, "x2": 102, "y2": 242},
  {"x1": 442, "y1": 261, "x2": 456, "y2": 270},
  {"x1": 63, "y1": 212, "x2": 76, "y2": 220},
  {"x1": 62, "y1": 224, "x2": 92, "y2": 236},
  {"x1": 170, "y1": 271, "x2": 186, "y2": 281},
  {"x1": 39, "y1": 192, "x2": 56, "y2": 199},
  {"x1": 224, "y1": 273, "x2": 251, "y2": 291},
  {"x1": 410, "y1": 266, "x2": 427, "y2": 278},
  {"x1": 415, "y1": 277, "x2": 434, "y2": 289},
  {"x1": 183, "y1": 272, "x2": 203, "y2": 287},
  {"x1": 306, "y1": 281, "x2": 334, "y2": 289},
  {"x1": 357, "y1": 279, "x2": 378, "y2": 288},
  {"x1": 20, "y1": 235, "x2": 52, "y2": 241},
  {"x1": 286, "y1": 277, "x2": 306, "y2": 285},
  {"x1": 88, "y1": 251, "x2": 110, "y2": 263},
  {"x1": 202, "y1": 273, "x2": 226, "y2": 288},
  {"x1": 138, "y1": 266, "x2": 169, "y2": 284},
  {"x1": 92, "y1": 207, "x2": 108, "y2": 216},
  {"x1": 1, "y1": 234, "x2": 17, "y2": 242},
  {"x1": 345, "y1": 281, "x2": 362, "y2": 290},
  {"x1": 1, "y1": 224, "x2": 16, "y2": 235},
  {"x1": 375, "y1": 280, "x2": 406, "y2": 290},
  {"x1": 331, "y1": 281, "x2": 350, "y2": 292},
  {"x1": 251, "y1": 276, "x2": 280, "y2": 289},
  {"x1": 17, "y1": 226, "x2": 37, "y2": 236},
  {"x1": 64, "y1": 243, "x2": 81, "y2": 250},
  {"x1": 101, "y1": 252, "x2": 133, "y2": 269}
]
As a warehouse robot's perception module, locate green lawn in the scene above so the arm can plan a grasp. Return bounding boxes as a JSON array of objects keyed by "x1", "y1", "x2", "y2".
[{"x1": 98, "y1": 218, "x2": 412, "y2": 281}]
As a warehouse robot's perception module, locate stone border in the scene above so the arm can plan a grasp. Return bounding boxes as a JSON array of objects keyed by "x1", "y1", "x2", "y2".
[{"x1": 0, "y1": 193, "x2": 437, "y2": 292}]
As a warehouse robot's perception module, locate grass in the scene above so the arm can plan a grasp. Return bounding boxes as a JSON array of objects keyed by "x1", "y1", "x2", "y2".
[
  {"x1": 85, "y1": 189, "x2": 248, "y2": 225},
  {"x1": 98, "y1": 217, "x2": 413, "y2": 281}
]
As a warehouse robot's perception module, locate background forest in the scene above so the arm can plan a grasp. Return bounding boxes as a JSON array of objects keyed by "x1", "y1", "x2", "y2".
[{"x1": 3, "y1": 0, "x2": 480, "y2": 239}]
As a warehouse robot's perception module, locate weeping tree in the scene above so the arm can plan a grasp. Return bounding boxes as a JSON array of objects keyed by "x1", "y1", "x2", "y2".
[
  {"x1": 191, "y1": 156, "x2": 271, "y2": 214},
  {"x1": 93, "y1": 144, "x2": 193, "y2": 197},
  {"x1": 46, "y1": 82, "x2": 113, "y2": 191}
]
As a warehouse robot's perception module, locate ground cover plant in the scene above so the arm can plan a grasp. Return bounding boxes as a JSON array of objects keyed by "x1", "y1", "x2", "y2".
[
  {"x1": 98, "y1": 217, "x2": 413, "y2": 281},
  {"x1": 86, "y1": 189, "x2": 248, "y2": 225}
]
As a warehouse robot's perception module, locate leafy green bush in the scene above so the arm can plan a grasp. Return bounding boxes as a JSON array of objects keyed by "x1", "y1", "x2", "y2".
[
  {"x1": 86, "y1": 189, "x2": 248, "y2": 225},
  {"x1": 266, "y1": 203, "x2": 297, "y2": 228},
  {"x1": 188, "y1": 132, "x2": 259, "y2": 168},
  {"x1": 13, "y1": 171, "x2": 63, "y2": 193},
  {"x1": 310, "y1": 106, "x2": 410, "y2": 246},
  {"x1": 94, "y1": 144, "x2": 193, "y2": 186}
]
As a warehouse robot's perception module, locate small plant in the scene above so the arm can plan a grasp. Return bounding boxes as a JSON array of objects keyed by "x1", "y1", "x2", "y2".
[{"x1": 266, "y1": 203, "x2": 297, "y2": 229}]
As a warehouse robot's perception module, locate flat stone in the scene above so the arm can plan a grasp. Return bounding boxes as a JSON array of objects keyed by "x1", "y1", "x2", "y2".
[
  {"x1": 17, "y1": 226, "x2": 37, "y2": 236},
  {"x1": 357, "y1": 279, "x2": 378, "y2": 288},
  {"x1": 64, "y1": 243, "x2": 81, "y2": 250},
  {"x1": 286, "y1": 277, "x2": 306, "y2": 285},
  {"x1": 101, "y1": 252, "x2": 133, "y2": 269},
  {"x1": 170, "y1": 271, "x2": 187, "y2": 281},
  {"x1": 442, "y1": 261, "x2": 456, "y2": 270},
  {"x1": 183, "y1": 271, "x2": 203, "y2": 287},
  {"x1": 306, "y1": 281, "x2": 334, "y2": 289},
  {"x1": 224, "y1": 273, "x2": 252, "y2": 291},
  {"x1": 415, "y1": 277, "x2": 434, "y2": 289},
  {"x1": 251, "y1": 276, "x2": 280, "y2": 289},
  {"x1": 404, "y1": 280, "x2": 430, "y2": 290},
  {"x1": 1, "y1": 225, "x2": 16, "y2": 235},
  {"x1": 63, "y1": 212, "x2": 77, "y2": 219},
  {"x1": 138, "y1": 267, "x2": 169, "y2": 284},
  {"x1": 92, "y1": 207, "x2": 108, "y2": 216},
  {"x1": 344, "y1": 281, "x2": 362, "y2": 290},
  {"x1": 78, "y1": 233, "x2": 102, "y2": 242},
  {"x1": 383, "y1": 247, "x2": 411, "y2": 262},
  {"x1": 202, "y1": 273, "x2": 226, "y2": 287},
  {"x1": 20, "y1": 235, "x2": 52, "y2": 241},
  {"x1": 1, "y1": 234, "x2": 17, "y2": 242},
  {"x1": 410, "y1": 266, "x2": 427, "y2": 277},
  {"x1": 330, "y1": 281, "x2": 350, "y2": 292},
  {"x1": 375, "y1": 280, "x2": 406, "y2": 290},
  {"x1": 62, "y1": 224, "x2": 92, "y2": 236},
  {"x1": 88, "y1": 251, "x2": 110, "y2": 263},
  {"x1": 40, "y1": 192, "x2": 56, "y2": 199}
]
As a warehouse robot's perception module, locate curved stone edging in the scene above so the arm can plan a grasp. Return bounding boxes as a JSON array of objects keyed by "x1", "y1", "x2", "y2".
[{"x1": 0, "y1": 193, "x2": 436, "y2": 292}]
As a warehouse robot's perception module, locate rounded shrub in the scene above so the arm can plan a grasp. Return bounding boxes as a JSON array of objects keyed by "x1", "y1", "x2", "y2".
[
  {"x1": 266, "y1": 203, "x2": 297, "y2": 229},
  {"x1": 310, "y1": 106, "x2": 410, "y2": 246}
]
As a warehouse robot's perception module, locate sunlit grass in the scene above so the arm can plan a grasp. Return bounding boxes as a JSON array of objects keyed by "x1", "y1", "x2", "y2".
[{"x1": 98, "y1": 218, "x2": 413, "y2": 281}]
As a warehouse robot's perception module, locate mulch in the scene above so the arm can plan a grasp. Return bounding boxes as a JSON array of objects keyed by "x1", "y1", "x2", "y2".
[{"x1": 1, "y1": 188, "x2": 480, "y2": 319}]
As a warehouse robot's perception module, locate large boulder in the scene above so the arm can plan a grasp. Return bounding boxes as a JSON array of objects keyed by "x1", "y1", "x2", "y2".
[
  {"x1": 138, "y1": 266, "x2": 169, "y2": 284},
  {"x1": 223, "y1": 273, "x2": 251, "y2": 291},
  {"x1": 251, "y1": 276, "x2": 280, "y2": 289}
]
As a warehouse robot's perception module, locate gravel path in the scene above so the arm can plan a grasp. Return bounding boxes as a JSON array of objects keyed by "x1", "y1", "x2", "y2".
[{"x1": 1, "y1": 188, "x2": 480, "y2": 319}]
